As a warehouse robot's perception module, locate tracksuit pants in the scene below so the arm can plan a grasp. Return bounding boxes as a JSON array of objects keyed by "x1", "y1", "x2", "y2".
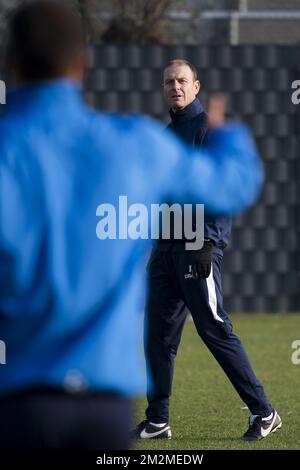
[{"x1": 144, "y1": 249, "x2": 273, "y2": 423}]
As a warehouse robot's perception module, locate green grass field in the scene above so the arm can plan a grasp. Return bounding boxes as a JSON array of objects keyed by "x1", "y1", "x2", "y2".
[{"x1": 133, "y1": 313, "x2": 300, "y2": 450}]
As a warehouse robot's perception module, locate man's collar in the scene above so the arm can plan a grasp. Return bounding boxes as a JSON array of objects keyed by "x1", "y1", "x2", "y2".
[{"x1": 169, "y1": 98, "x2": 204, "y2": 124}]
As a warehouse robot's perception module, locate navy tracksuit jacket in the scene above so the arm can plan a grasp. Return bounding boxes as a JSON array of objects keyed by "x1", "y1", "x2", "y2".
[{"x1": 145, "y1": 98, "x2": 272, "y2": 423}]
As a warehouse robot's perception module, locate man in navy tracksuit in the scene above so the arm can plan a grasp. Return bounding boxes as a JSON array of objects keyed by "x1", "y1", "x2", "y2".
[{"x1": 133, "y1": 60, "x2": 281, "y2": 441}]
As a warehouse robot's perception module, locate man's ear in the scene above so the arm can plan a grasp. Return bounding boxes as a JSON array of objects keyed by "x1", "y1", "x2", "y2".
[
  {"x1": 67, "y1": 48, "x2": 88, "y2": 81},
  {"x1": 194, "y1": 80, "x2": 201, "y2": 95}
]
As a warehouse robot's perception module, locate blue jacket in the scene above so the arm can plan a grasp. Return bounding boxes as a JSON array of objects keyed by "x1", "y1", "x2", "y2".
[
  {"x1": 164, "y1": 98, "x2": 232, "y2": 255},
  {"x1": 0, "y1": 80, "x2": 263, "y2": 397}
]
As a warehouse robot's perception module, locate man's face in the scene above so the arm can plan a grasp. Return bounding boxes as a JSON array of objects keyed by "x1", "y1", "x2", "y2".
[{"x1": 163, "y1": 64, "x2": 200, "y2": 111}]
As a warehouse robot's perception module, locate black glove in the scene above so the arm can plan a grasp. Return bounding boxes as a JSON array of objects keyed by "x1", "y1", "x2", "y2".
[{"x1": 190, "y1": 240, "x2": 214, "y2": 280}]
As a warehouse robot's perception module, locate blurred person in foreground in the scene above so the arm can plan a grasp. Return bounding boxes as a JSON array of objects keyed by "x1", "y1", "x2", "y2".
[{"x1": 0, "y1": 0, "x2": 271, "y2": 450}]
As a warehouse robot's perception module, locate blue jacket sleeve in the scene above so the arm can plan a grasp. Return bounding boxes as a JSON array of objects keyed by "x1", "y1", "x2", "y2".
[
  {"x1": 174, "y1": 123, "x2": 264, "y2": 214},
  {"x1": 138, "y1": 119, "x2": 264, "y2": 215}
]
